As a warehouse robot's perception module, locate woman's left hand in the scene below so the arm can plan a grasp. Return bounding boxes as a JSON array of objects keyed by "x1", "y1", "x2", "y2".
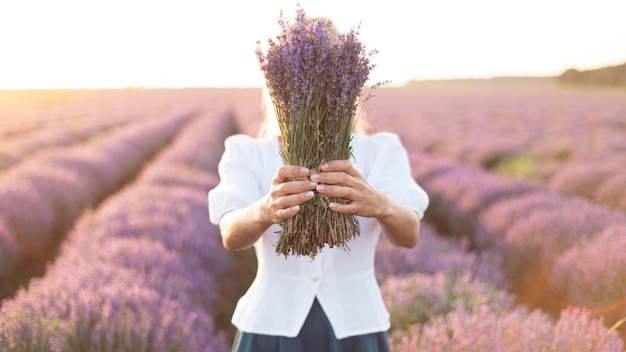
[{"x1": 309, "y1": 160, "x2": 388, "y2": 218}]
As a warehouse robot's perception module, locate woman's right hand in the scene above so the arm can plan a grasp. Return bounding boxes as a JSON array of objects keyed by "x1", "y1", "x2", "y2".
[
  {"x1": 263, "y1": 166, "x2": 318, "y2": 224},
  {"x1": 219, "y1": 165, "x2": 318, "y2": 251}
]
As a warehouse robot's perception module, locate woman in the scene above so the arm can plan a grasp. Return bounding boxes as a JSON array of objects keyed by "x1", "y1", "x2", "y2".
[{"x1": 208, "y1": 19, "x2": 429, "y2": 352}]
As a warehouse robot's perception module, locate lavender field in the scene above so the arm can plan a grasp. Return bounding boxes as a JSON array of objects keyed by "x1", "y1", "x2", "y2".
[{"x1": 1, "y1": 85, "x2": 625, "y2": 351}]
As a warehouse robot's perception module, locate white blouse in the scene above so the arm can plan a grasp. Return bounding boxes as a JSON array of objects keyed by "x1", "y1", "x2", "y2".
[{"x1": 208, "y1": 132, "x2": 429, "y2": 339}]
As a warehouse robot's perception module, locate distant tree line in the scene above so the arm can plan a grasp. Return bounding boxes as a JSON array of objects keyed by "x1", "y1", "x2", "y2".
[{"x1": 558, "y1": 61, "x2": 626, "y2": 86}]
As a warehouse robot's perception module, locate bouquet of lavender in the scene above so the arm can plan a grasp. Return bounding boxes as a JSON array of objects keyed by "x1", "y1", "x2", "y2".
[{"x1": 256, "y1": 7, "x2": 379, "y2": 258}]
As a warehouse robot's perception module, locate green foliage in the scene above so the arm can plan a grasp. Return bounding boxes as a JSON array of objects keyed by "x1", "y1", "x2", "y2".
[
  {"x1": 558, "y1": 62, "x2": 626, "y2": 87},
  {"x1": 492, "y1": 155, "x2": 540, "y2": 179}
]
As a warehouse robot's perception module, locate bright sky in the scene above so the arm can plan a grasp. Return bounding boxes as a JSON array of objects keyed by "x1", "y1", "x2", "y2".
[{"x1": 1, "y1": 0, "x2": 625, "y2": 89}]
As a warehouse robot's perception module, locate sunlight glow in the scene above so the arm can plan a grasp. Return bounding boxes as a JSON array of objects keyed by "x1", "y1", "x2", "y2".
[{"x1": 1, "y1": 0, "x2": 625, "y2": 89}]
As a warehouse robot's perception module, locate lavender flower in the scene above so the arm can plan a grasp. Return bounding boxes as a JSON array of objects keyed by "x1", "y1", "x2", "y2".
[
  {"x1": 550, "y1": 307, "x2": 624, "y2": 352},
  {"x1": 551, "y1": 225, "x2": 626, "y2": 308},
  {"x1": 0, "y1": 110, "x2": 234, "y2": 352},
  {"x1": 549, "y1": 162, "x2": 616, "y2": 199},
  {"x1": 256, "y1": 6, "x2": 381, "y2": 258},
  {"x1": 498, "y1": 198, "x2": 626, "y2": 307},
  {"x1": 0, "y1": 113, "x2": 193, "y2": 301},
  {"x1": 381, "y1": 271, "x2": 514, "y2": 332},
  {"x1": 389, "y1": 305, "x2": 624, "y2": 352},
  {"x1": 476, "y1": 191, "x2": 563, "y2": 250},
  {"x1": 390, "y1": 305, "x2": 553, "y2": 352},
  {"x1": 0, "y1": 219, "x2": 23, "y2": 290},
  {"x1": 406, "y1": 150, "x2": 461, "y2": 183},
  {"x1": 375, "y1": 223, "x2": 507, "y2": 288},
  {"x1": 594, "y1": 172, "x2": 626, "y2": 211},
  {"x1": 423, "y1": 166, "x2": 539, "y2": 238}
]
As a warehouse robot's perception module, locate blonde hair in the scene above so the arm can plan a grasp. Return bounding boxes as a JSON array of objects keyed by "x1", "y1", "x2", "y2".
[{"x1": 257, "y1": 17, "x2": 371, "y2": 139}]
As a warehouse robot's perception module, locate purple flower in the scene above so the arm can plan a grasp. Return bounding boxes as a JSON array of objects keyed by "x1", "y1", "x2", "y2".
[
  {"x1": 381, "y1": 271, "x2": 514, "y2": 331},
  {"x1": 476, "y1": 191, "x2": 564, "y2": 250},
  {"x1": 551, "y1": 225, "x2": 626, "y2": 308},
  {"x1": 256, "y1": 6, "x2": 375, "y2": 150},
  {"x1": 255, "y1": 6, "x2": 382, "y2": 257},
  {"x1": 376, "y1": 223, "x2": 507, "y2": 288},
  {"x1": 549, "y1": 162, "x2": 616, "y2": 199},
  {"x1": 0, "y1": 109, "x2": 235, "y2": 351},
  {"x1": 498, "y1": 197, "x2": 626, "y2": 306},
  {"x1": 422, "y1": 166, "x2": 540, "y2": 238},
  {"x1": 594, "y1": 172, "x2": 626, "y2": 211},
  {"x1": 389, "y1": 305, "x2": 623, "y2": 352}
]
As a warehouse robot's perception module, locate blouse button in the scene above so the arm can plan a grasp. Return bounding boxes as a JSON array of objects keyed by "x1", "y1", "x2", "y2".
[{"x1": 311, "y1": 273, "x2": 320, "y2": 282}]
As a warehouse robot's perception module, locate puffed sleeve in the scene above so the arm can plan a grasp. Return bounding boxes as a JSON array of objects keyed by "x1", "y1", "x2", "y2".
[
  {"x1": 365, "y1": 132, "x2": 429, "y2": 219},
  {"x1": 208, "y1": 134, "x2": 264, "y2": 225}
]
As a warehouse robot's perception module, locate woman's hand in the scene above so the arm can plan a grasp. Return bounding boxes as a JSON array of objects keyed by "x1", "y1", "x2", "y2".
[
  {"x1": 220, "y1": 165, "x2": 317, "y2": 251},
  {"x1": 310, "y1": 160, "x2": 421, "y2": 248},
  {"x1": 309, "y1": 160, "x2": 387, "y2": 218},
  {"x1": 262, "y1": 165, "x2": 318, "y2": 224}
]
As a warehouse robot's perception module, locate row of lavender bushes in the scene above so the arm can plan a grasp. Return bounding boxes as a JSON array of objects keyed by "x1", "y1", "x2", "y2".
[
  {"x1": 0, "y1": 112, "x2": 195, "y2": 300},
  {"x1": 371, "y1": 88, "x2": 626, "y2": 172},
  {"x1": 548, "y1": 158, "x2": 626, "y2": 212},
  {"x1": 363, "y1": 88, "x2": 626, "y2": 211},
  {"x1": 405, "y1": 149, "x2": 626, "y2": 339},
  {"x1": 0, "y1": 95, "x2": 109, "y2": 138},
  {"x1": 0, "y1": 116, "x2": 132, "y2": 171},
  {"x1": 0, "y1": 89, "x2": 214, "y2": 171},
  {"x1": 0, "y1": 89, "x2": 198, "y2": 138},
  {"x1": 0, "y1": 107, "x2": 236, "y2": 351},
  {"x1": 376, "y1": 223, "x2": 625, "y2": 351}
]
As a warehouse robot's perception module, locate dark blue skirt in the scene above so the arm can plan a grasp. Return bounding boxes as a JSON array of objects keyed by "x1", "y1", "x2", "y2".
[{"x1": 231, "y1": 299, "x2": 391, "y2": 352}]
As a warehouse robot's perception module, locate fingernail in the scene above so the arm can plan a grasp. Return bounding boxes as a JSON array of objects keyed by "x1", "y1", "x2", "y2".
[
  {"x1": 292, "y1": 205, "x2": 300, "y2": 212},
  {"x1": 309, "y1": 182, "x2": 318, "y2": 187},
  {"x1": 316, "y1": 185, "x2": 326, "y2": 191},
  {"x1": 328, "y1": 202, "x2": 336, "y2": 208},
  {"x1": 300, "y1": 167, "x2": 309, "y2": 174},
  {"x1": 321, "y1": 163, "x2": 329, "y2": 170},
  {"x1": 305, "y1": 191, "x2": 314, "y2": 198},
  {"x1": 310, "y1": 173, "x2": 319, "y2": 181}
]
